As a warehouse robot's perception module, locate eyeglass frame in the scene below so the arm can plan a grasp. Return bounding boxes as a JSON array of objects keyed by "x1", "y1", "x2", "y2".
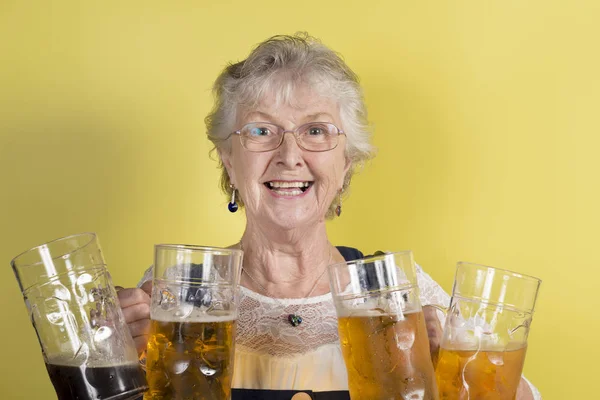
[{"x1": 227, "y1": 121, "x2": 346, "y2": 153}]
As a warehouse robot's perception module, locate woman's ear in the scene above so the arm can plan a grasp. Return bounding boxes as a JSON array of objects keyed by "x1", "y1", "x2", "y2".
[
  {"x1": 219, "y1": 149, "x2": 236, "y2": 187},
  {"x1": 344, "y1": 157, "x2": 352, "y2": 175},
  {"x1": 341, "y1": 158, "x2": 352, "y2": 188}
]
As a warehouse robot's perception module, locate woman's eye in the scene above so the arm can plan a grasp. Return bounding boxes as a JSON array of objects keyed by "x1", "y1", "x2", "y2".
[
  {"x1": 308, "y1": 127, "x2": 325, "y2": 135},
  {"x1": 249, "y1": 127, "x2": 271, "y2": 136}
]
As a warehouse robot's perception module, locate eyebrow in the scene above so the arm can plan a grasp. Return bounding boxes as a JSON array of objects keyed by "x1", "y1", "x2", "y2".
[
  {"x1": 244, "y1": 111, "x2": 274, "y2": 122},
  {"x1": 304, "y1": 113, "x2": 334, "y2": 123}
]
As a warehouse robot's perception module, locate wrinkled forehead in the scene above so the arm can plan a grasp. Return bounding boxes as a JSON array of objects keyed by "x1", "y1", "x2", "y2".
[{"x1": 235, "y1": 74, "x2": 341, "y2": 125}]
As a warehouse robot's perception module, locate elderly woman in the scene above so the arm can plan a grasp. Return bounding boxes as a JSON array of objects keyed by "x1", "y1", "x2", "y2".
[{"x1": 118, "y1": 34, "x2": 540, "y2": 399}]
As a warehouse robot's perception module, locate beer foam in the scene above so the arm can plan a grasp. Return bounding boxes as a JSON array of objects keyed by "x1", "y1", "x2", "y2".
[
  {"x1": 443, "y1": 325, "x2": 527, "y2": 351},
  {"x1": 334, "y1": 290, "x2": 421, "y2": 318},
  {"x1": 338, "y1": 308, "x2": 422, "y2": 318},
  {"x1": 442, "y1": 342, "x2": 527, "y2": 353},
  {"x1": 151, "y1": 307, "x2": 236, "y2": 323}
]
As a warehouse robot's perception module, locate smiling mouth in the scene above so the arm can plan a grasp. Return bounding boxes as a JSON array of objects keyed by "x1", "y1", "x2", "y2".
[{"x1": 264, "y1": 181, "x2": 313, "y2": 196}]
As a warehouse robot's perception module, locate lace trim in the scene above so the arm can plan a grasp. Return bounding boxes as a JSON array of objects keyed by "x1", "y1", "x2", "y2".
[
  {"x1": 236, "y1": 286, "x2": 340, "y2": 357},
  {"x1": 239, "y1": 286, "x2": 333, "y2": 305}
]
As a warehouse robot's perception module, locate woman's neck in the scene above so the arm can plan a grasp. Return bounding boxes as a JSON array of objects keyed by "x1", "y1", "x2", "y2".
[{"x1": 239, "y1": 221, "x2": 341, "y2": 298}]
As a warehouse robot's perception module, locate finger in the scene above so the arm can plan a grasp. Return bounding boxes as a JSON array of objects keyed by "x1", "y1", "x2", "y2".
[
  {"x1": 423, "y1": 306, "x2": 443, "y2": 330},
  {"x1": 422, "y1": 306, "x2": 443, "y2": 362},
  {"x1": 140, "y1": 280, "x2": 153, "y2": 297},
  {"x1": 422, "y1": 307, "x2": 442, "y2": 339},
  {"x1": 117, "y1": 288, "x2": 150, "y2": 309},
  {"x1": 121, "y1": 302, "x2": 151, "y2": 324},
  {"x1": 128, "y1": 318, "x2": 151, "y2": 339},
  {"x1": 425, "y1": 316, "x2": 442, "y2": 339},
  {"x1": 134, "y1": 335, "x2": 149, "y2": 356}
]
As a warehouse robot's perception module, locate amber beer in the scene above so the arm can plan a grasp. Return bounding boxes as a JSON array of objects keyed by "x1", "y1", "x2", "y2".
[
  {"x1": 338, "y1": 310, "x2": 438, "y2": 400},
  {"x1": 435, "y1": 346, "x2": 527, "y2": 400},
  {"x1": 435, "y1": 262, "x2": 541, "y2": 400},
  {"x1": 144, "y1": 311, "x2": 236, "y2": 400}
]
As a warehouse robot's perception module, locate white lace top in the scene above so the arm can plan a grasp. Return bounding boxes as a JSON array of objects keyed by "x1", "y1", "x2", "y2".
[{"x1": 138, "y1": 262, "x2": 541, "y2": 398}]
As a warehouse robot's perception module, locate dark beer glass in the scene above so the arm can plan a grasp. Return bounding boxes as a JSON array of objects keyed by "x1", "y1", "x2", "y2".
[{"x1": 11, "y1": 233, "x2": 148, "y2": 400}]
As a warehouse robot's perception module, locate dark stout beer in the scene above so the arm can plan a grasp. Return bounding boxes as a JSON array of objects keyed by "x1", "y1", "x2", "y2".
[{"x1": 45, "y1": 362, "x2": 147, "y2": 400}]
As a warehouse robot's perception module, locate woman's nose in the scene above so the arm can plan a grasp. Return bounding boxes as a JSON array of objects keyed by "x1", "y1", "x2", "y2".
[{"x1": 276, "y1": 132, "x2": 305, "y2": 167}]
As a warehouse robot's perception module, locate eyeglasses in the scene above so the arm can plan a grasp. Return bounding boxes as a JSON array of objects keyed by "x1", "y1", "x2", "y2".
[{"x1": 229, "y1": 122, "x2": 345, "y2": 152}]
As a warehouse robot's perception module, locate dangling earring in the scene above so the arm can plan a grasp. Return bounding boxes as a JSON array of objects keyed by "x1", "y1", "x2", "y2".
[
  {"x1": 335, "y1": 189, "x2": 343, "y2": 217},
  {"x1": 228, "y1": 184, "x2": 239, "y2": 213}
]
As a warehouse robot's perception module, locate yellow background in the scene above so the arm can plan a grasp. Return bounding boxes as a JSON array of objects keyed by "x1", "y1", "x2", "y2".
[{"x1": 1, "y1": 1, "x2": 597, "y2": 399}]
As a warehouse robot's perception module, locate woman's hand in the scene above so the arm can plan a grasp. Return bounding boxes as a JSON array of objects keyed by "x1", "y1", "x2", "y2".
[
  {"x1": 117, "y1": 281, "x2": 152, "y2": 356},
  {"x1": 516, "y1": 378, "x2": 535, "y2": 399},
  {"x1": 422, "y1": 305, "x2": 443, "y2": 365}
]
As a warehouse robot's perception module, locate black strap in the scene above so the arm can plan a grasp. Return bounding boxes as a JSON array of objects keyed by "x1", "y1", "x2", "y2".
[{"x1": 335, "y1": 246, "x2": 364, "y2": 262}]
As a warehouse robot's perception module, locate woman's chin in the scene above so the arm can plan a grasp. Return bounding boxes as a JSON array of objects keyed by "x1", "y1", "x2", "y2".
[{"x1": 253, "y1": 208, "x2": 323, "y2": 231}]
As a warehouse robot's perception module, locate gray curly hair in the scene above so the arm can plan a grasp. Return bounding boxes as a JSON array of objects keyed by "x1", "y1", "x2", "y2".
[{"x1": 205, "y1": 33, "x2": 374, "y2": 218}]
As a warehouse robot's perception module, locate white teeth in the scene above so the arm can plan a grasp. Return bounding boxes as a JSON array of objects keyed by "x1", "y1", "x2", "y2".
[
  {"x1": 267, "y1": 181, "x2": 311, "y2": 188},
  {"x1": 265, "y1": 181, "x2": 311, "y2": 196},
  {"x1": 272, "y1": 189, "x2": 303, "y2": 196}
]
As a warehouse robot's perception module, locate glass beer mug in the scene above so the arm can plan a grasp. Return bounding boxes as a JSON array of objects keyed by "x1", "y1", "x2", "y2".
[
  {"x1": 11, "y1": 233, "x2": 148, "y2": 400},
  {"x1": 329, "y1": 251, "x2": 439, "y2": 400},
  {"x1": 435, "y1": 262, "x2": 541, "y2": 400},
  {"x1": 144, "y1": 244, "x2": 243, "y2": 400}
]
